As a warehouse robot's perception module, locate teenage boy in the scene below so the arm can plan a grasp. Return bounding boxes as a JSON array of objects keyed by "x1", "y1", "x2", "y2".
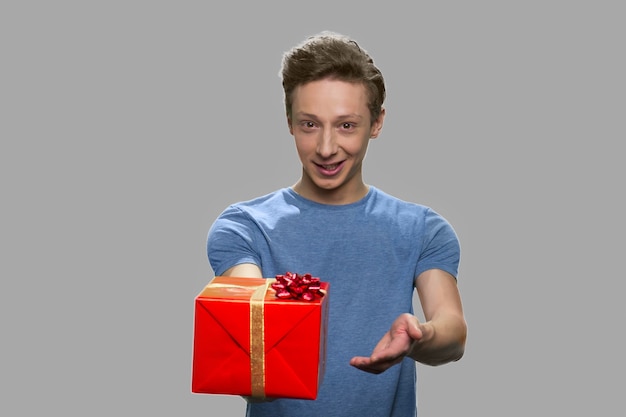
[{"x1": 207, "y1": 31, "x2": 467, "y2": 417}]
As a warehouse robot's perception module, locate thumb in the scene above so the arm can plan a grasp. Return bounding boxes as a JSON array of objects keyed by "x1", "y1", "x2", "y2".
[{"x1": 402, "y1": 314, "x2": 424, "y2": 341}]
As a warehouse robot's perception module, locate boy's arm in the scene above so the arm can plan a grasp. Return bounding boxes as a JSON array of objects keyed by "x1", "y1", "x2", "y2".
[
  {"x1": 408, "y1": 268, "x2": 467, "y2": 365},
  {"x1": 222, "y1": 263, "x2": 263, "y2": 278},
  {"x1": 350, "y1": 268, "x2": 467, "y2": 373}
]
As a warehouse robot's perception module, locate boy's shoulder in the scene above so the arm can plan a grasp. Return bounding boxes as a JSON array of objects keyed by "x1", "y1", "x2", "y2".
[
  {"x1": 370, "y1": 186, "x2": 431, "y2": 212},
  {"x1": 224, "y1": 188, "x2": 295, "y2": 217}
]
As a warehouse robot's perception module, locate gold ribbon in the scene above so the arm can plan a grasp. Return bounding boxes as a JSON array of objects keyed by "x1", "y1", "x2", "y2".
[
  {"x1": 205, "y1": 277, "x2": 276, "y2": 398},
  {"x1": 249, "y1": 278, "x2": 274, "y2": 398}
]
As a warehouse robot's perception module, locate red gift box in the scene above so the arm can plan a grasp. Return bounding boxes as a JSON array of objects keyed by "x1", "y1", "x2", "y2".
[{"x1": 191, "y1": 276, "x2": 330, "y2": 400}]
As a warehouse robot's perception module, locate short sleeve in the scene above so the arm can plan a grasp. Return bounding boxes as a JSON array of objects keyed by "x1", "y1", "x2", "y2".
[
  {"x1": 206, "y1": 205, "x2": 261, "y2": 276},
  {"x1": 415, "y1": 208, "x2": 461, "y2": 280}
]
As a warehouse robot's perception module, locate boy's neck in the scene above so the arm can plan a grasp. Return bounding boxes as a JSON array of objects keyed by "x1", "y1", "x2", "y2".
[{"x1": 292, "y1": 179, "x2": 369, "y2": 205}]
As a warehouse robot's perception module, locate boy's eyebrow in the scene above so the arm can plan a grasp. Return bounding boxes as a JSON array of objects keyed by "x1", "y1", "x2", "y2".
[{"x1": 295, "y1": 112, "x2": 364, "y2": 121}]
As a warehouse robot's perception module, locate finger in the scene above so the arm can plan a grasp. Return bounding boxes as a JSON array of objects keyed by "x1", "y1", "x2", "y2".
[
  {"x1": 350, "y1": 355, "x2": 403, "y2": 374},
  {"x1": 243, "y1": 396, "x2": 277, "y2": 403},
  {"x1": 371, "y1": 336, "x2": 412, "y2": 362},
  {"x1": 349, "y1": 356, "x2": 369, "y2": 366},
  {"x1": 349, "y1": 357, "x2": 386, "y2": 374}
]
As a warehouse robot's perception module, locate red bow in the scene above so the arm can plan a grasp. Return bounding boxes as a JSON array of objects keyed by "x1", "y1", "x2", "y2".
[{"x1": 271, "y1": 272, "x2": 325, "y2": 301}]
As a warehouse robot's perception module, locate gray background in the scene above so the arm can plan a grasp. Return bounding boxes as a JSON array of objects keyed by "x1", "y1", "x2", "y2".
[{"x1": 2, "y1": 1, "x2": 624, "y2": 416}]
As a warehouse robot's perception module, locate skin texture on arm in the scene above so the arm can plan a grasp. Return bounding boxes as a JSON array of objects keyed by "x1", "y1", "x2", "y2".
[
  {"x1": 409, "y1": 268, "x2": 467, "y2": 365},
  {"x1": 222, "y1": 263, "x2": 263, "y2": 278},
  {"x1": 350, "y1": 268, "x2": 467, "y2": 373}
]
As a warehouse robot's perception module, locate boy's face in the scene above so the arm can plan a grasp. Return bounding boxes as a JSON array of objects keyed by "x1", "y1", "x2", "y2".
[{"x1": 288, "y1": 78, "x2": 384, "y2": 204}]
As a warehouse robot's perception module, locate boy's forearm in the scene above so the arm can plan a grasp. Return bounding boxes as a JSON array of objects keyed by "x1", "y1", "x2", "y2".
[{"x1": 408, "y1": 315, "x2": 467, "y2": 366}]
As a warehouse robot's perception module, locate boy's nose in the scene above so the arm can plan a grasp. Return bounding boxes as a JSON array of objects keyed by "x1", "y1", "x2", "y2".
[{"x1": 316, "y1": 129, "x2": 337, "y2": 157}]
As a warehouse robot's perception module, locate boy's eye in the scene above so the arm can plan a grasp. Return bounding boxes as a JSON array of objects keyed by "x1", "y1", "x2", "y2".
[{"x1": 342, "y1": 123, "x2": 354, "y2": 129}]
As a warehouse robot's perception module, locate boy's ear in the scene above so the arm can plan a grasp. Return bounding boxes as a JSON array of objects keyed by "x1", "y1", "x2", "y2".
[{"x1": 370, "y1": 107, "x2": 386, "y2": 138}]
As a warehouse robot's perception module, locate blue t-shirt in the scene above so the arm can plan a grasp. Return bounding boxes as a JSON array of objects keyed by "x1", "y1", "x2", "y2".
[{"x1": 207, "y1": 186, "x2": 460, "y2": 417}]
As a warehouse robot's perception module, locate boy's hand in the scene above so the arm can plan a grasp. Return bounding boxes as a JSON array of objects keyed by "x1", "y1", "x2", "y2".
[
  {"x1": 242, "y1": 396, "x2": 277, "y2": 403},
  {"x1": 349, "y1": 313, "x2": 424, "y2": 374}
]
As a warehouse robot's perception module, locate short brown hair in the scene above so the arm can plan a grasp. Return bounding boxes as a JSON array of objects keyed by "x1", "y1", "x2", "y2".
[{"x1": 280, "y1": 31, "x2": 386, "y2": 124}]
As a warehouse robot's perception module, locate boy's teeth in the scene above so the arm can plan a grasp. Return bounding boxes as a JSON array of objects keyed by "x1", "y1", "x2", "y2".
[{"x1": 323, "y1": 164, "x2": 337, "y2": 170}]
